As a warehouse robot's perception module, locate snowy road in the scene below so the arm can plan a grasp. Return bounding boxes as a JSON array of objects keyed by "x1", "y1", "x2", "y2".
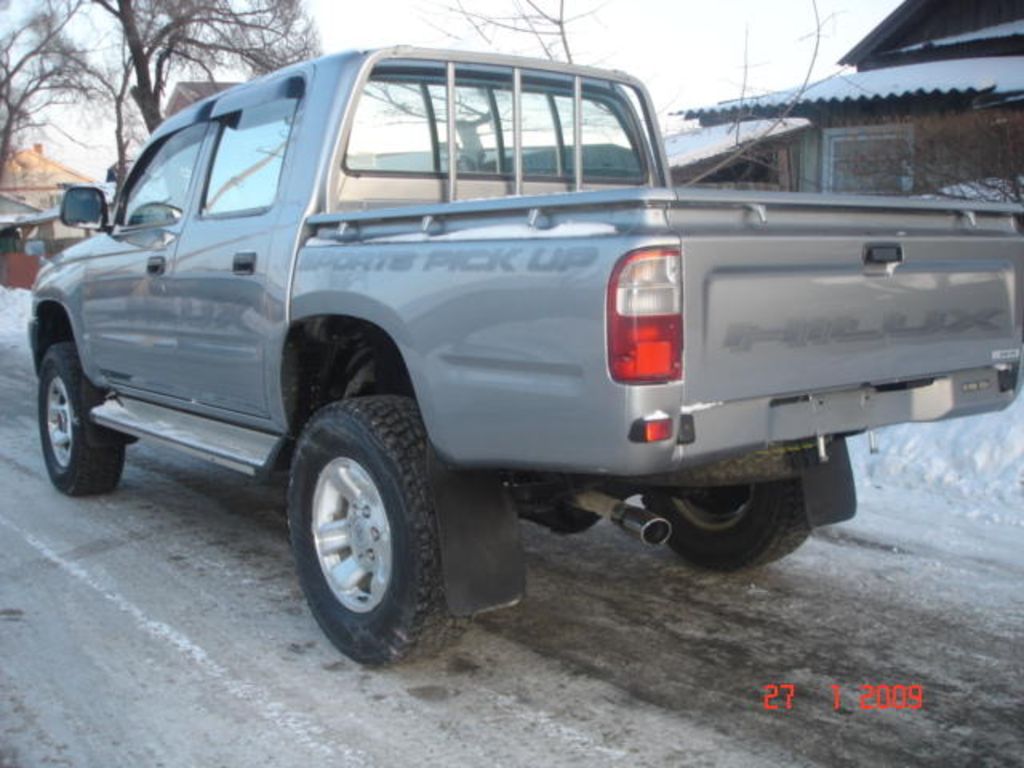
[{"x1": 1, "y1": 309, "x2": 1023, "y2": 766}]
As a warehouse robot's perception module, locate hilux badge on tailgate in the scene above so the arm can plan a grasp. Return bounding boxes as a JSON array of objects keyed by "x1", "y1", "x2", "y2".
[{"x1": 992, "y1": 348, "x2": 1021, "y2": 362}]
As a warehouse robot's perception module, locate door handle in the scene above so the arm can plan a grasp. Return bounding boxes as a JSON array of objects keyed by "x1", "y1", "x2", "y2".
[
  {"x1": 233, "y1": 251, "x2": 257, "y2": 275},
  {"x1": 146, "y1": 255, "x2": 166, "y2": 275}
]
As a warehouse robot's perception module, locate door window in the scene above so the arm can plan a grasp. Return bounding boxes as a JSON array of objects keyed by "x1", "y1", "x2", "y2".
[
  {"x1": 122, "y1": 123, "x2": 207, "y2": 228},
  {"x1": 204, "y1": 99, "x2": 298, "y2": 215}
]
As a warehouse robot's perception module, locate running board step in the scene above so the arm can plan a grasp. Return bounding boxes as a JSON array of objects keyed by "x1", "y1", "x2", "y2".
[{"x1": 91, "y1": 397, "x2": 282, "y2": 475}]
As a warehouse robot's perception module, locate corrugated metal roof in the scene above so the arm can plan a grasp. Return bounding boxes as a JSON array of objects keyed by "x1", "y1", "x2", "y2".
[{"x1": 684, "y1": 56, "x2": 1024, "y2": 120}]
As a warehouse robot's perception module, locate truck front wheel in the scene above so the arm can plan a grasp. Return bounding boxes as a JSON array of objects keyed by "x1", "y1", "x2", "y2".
[
  {"x1": 38, "y1": 342, "x2": 125, "y2": 496},
  {"x1": 643, "y1": 480, "x2": 810, "y2": 571},
  {"x1": 287, "y1": 396, "x2": 459, "y2": 664}
]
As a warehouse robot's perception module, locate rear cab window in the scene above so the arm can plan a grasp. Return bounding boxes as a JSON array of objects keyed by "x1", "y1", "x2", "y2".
[{"x1": 340, "y1": 59, "x2": 653, "y2": 204}]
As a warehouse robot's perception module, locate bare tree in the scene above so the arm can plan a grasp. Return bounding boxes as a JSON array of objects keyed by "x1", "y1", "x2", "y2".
[
  {"x1": 90, "y1": 0, "x2": 321, "y2": 133},
  {"x1": 436, "y1": 0, "x2": 599, "y2": 63},
  {"x1": 77, "y1": 38, "x2": 142, "y2": 185},
  {"x1": 907, "y1": 111, "x2": 1022, "y2": 203},
  {"x1": 0, "y1": 0, "x2": 84, "y2": 186},
  {"x1": 682, "y1": 0, "x2": 824, "y2": 186}
]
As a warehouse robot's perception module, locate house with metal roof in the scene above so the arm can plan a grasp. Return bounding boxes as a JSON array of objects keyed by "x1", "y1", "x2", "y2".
[{"x1": 675, "y1": 0, "x2": 1024, "y2": 200}]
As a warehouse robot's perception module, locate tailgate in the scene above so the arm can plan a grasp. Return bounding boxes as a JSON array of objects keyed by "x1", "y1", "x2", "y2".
[{"x1": 677, "y1": 209, "x2": 1023, "y2": 404}]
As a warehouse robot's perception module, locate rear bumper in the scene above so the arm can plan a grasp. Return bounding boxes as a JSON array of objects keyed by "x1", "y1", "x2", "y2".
[
  {"x1": 660, "y1": 363, "x2": 1020, "y2": 474},
  {"x1": 440, "y1": 362, "x2": 1019, "y2": 478}
]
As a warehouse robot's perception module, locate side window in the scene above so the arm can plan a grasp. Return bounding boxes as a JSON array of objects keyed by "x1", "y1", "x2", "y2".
[
  {"x1": 452, "y1": 85, "x2": 503, "y2": 175},
  {"x1": 520, "y1": 91, "x2": 562, "y2": 177},
  {"x1": 579, "y1": 96, "x2": 643, "y2": 180},
  {"x1": 204, "y1": 99, "x2": 297, "y2": 216},
  {"x1": 346, "y1": 79, "x2": 437, "y2": 172},
  {"x1": 122, "y1": 123, "x2": 206, "y2": 228}
]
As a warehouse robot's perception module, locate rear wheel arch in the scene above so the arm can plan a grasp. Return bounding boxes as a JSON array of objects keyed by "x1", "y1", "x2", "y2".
[{"x1": 281, "y1": 314, "x2": 421, "y2": 438}]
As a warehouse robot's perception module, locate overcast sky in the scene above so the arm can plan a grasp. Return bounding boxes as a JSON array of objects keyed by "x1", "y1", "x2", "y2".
[{"x1": 24, "y1": 0, "x2": 903, "y2": 180}]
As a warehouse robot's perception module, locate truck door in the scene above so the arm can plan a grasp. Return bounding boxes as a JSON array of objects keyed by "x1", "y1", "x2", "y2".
[
  {"x1": 81, "y1": 123, "x2": 208, "y2": 399},
  {"x1": 170, "y1": 82, "x2": 302, "y2": 418}
]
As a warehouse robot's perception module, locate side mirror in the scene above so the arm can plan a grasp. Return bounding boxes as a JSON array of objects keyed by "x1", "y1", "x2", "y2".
[
  {"x1": 60, "y1": 186, "x2": 109, "y2": 231},
  {"x1": 24, "y1": 239, "x2": 47, "y2": 258}
]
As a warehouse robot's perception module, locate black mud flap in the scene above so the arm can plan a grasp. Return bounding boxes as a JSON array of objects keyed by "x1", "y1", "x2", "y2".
[
  {"x1": 428, "y1": 452, "x2": 525, "y2": 616},
  {"x1": 800, "y1": 437, "x2": 857, "y2": 527}
]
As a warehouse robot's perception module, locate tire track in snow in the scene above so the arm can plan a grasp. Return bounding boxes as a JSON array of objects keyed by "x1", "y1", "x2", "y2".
[{"x1": 0, "y1": 512, "x2": 371, "y2": 767}]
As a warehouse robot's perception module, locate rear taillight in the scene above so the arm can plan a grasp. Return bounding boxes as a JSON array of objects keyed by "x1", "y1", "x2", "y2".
[{"x1": 607, "y1": 247, "x2": 682, "y2": 384}]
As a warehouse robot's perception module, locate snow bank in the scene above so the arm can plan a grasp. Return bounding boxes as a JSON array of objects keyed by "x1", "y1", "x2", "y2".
[
  {"x1": 849, "y1": 393, "x2": 1024, "y2": 510},
  {"x1": 0, "y1": 286, "x2": 31, "y2": 348}
]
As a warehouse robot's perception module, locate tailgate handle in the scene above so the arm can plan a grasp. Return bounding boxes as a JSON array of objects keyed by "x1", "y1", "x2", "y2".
[{"x1": 864, "y1": 243, "x2": 903, "y2": 266}]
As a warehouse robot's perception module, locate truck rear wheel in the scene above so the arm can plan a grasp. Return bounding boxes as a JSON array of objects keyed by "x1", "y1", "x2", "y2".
[
  {"x1": 643, "y1": 480, "x2": 810, "y2": 571},
  {"x1": 38, "y1": 342, "x2": 125, "y2": 496},
  {"x1": 287, "y1": 396, "x2": 459, "y2": 665}
]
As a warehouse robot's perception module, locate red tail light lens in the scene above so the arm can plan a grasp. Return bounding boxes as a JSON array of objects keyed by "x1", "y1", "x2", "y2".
[{"x1": 607, "y1": 247, "x2": 682, "y2": 384}]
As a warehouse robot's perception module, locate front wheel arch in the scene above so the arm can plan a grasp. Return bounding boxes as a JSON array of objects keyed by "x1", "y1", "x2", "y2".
[{"x1": 33, "y1": 299, "x2": 76, "y2": 374}]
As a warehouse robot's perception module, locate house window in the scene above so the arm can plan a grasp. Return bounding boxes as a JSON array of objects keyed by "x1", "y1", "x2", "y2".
[{"x1": 823, "y1": 124, "x2": 913, "y2": 195}]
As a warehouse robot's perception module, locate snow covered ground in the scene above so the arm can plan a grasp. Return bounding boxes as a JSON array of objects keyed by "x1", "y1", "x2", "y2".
[
  {"x1": 0, "y1": 286, "x2": 31, "y2": 351},
  {"x1": 1, "y1": 284, "x2": 1022, "y2": 766}
]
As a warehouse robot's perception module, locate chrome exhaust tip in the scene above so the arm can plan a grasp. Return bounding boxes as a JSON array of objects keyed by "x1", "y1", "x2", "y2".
[
  {"x1": 569, "y1": 490, "x2": 673, "y2": 546},
  {"x1": 612, "y1": 504, "x2": 673, "y2": 546}
]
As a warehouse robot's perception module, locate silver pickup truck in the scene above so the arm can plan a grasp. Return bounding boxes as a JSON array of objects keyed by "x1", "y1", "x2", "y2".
[{"x1": 33, "y1": 47, "x2": 1023, "y2": 664}]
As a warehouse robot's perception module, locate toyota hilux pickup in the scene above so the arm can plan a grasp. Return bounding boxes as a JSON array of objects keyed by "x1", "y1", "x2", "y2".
[{"x1": 32, "y1": 47, "x2": 1024, "y2": 664}]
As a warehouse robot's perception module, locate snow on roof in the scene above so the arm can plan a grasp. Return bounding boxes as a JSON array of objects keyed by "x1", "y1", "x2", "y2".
[
  {"x1": 15, "y1": 206, "x2": 60, "y2": 226},
  {"x1": 663, "y1": 119, "x2": 810, "y2": 168},
  {"x1": 896, "y1": 19, "x2": 1024, "y2": 53},
  {"x1": 686, "y1": 56, "x2": 1024, "y2": 118},
  {"x1": 0, "y1": 206, "x2": 60, "y2": 229}
]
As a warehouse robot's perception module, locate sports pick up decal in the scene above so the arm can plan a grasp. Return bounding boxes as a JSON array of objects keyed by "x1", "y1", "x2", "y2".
[{"x1": 328, "y1": 246, "x2": 599, "y2": 273}]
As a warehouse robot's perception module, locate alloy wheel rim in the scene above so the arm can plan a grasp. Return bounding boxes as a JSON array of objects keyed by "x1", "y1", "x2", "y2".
[
  {"x1": 46, "y1": 377, "x2": 73, "y2": 468},
  {"x1": 311, "y1": 457, "x2": 393, "y2": 613}
]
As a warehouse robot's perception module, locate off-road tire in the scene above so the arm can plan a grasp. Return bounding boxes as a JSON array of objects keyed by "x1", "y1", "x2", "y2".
[
  {"x1": 644, "y1": 480, "x2": 810, "y2": 571},
  {"x1": 287, "y1": 396, "x2": 460, "y2": 665},
  {"x1": 38, "y1": 342, "x2": 125, "y2": 496}
]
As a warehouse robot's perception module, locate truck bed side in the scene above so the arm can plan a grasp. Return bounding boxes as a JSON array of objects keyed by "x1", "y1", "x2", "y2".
[{"x1": 291, "y1": 188, "x2": 1023, "y2": 475}]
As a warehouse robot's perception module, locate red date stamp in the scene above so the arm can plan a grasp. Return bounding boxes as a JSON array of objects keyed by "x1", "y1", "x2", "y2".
[{"x1": 762, "y1": 683, "x2": 924, "y2": 711}]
